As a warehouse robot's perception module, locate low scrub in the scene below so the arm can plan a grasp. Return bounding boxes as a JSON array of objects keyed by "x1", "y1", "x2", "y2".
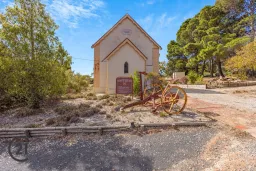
[
  {"x1": 47, "y1": 103, "x2": 105, "y2": 126},
  {"x1": 15, "y1": 107, "x2": 44, "y2": 117},
  {"x1": 98, "y1": 94, "x2": 110, "y2": 100}
]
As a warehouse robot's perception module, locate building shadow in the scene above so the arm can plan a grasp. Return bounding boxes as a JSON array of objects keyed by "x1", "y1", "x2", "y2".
[{"x1": 24, "y1": 135, "x2": 153, "y2": 171}]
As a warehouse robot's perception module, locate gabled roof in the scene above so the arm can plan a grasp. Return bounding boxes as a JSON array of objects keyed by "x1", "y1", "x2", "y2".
[
  {"x1": 91, "y1": 14, "x2": 162, "y2": 50},
  {"x1": 102, "y1": 38, "x2": 148, "y2": 62}
]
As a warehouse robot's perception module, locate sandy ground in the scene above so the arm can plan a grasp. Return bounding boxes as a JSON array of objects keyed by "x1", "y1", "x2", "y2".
[{"x1": 0, "y1": 96, "x2": 211, "y2": 129}]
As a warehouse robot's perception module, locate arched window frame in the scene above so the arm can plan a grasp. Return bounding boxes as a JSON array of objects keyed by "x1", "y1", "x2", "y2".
[{"x1": 124, "y1": 62, "x2": 128, "y2": 73}]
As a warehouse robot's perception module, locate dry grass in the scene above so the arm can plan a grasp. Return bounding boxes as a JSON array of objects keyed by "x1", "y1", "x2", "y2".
[
  {"x1": 24, "y1": 123, "x2": 42, "y2": 128},
  {"x1": 232, "y1": 90, "x2": 249, "y2": 94},
  {"x1": 98, "y1": 94, "x2": 110, "y2": 100},
  {"x1": 45, "y1": 103, "x2": 104, "y2": 126},
  {"x1": 14, "y1": 107, "x2": 44, "y2": 117},
  {"x1": 61, "y1": 93, "x2": 87, "y2": 100}
]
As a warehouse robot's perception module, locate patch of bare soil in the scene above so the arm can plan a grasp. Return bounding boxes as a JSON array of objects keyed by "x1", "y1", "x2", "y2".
[
  {"x1": 0, "y1": 94, "x2": 211, "y2": 128},
  {"x1": 219, "y1": 85, "x2": 256, "y2": 98}
]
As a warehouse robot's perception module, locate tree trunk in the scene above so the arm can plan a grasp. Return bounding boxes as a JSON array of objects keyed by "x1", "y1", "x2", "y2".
[
  {"x1": 195, "y1": 64, "x2": 199, "y2": 74},
  {"x1": 217, "y1": 59, "x2": 225, "y2": 78},
  {"x1": 201, "y1": 60, "x2": 206, "y2": 76},
  {"x1": 210, "y1": 58, "x2": 214, "y2": 77}
]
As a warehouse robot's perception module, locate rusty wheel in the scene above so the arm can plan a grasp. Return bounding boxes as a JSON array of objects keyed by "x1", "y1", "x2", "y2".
[
  {"x1": 143, "y1": 84, "x2": 162, "y2": 107},
  {"x1": 161, "y1": 86, "x2": 187, "y2": 115}
]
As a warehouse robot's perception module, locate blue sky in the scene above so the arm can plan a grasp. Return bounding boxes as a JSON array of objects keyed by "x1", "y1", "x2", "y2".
[{"x1": 0, "y1": 0, "x2": 215, "y2": 75}]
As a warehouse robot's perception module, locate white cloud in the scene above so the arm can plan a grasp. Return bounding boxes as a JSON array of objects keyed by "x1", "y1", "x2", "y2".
[
  {"x1": 45, "y1": 0, "x2": 106, "y2": 28},
  {"x1": 157, "y1": 13, "x2": 176, "y2": 29},
  {"x1": 138, "y1": 13, "x2": 176, "y2": 34},
  {"x1": 146, "y1": 0, "x2": 155, "y2": 5},
  {"x1": 137, "y1": 0, "x2": 162, "y2": 7},
  {"x1": 138, "y1": 14, "x2": 154, "y2": 30}
]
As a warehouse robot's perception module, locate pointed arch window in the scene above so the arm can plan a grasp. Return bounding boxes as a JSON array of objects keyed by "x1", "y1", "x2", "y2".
[{"x1": 124, "y1": 62, "x2": 128, "y2": 73}]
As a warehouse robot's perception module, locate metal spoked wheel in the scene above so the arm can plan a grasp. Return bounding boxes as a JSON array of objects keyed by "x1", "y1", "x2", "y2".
[
  {"x1": 143, "y1": 84, "x2": 163, "y2": 107},
  {"x1": 8, "y1": 137, "x2": 29, "y2": 162},
  {"x1": 161, "y1": 86, "x2": 187, "y2": 115}
]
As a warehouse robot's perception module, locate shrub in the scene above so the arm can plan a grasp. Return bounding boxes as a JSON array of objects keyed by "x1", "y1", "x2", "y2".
[
  {"x1": 87, "y1": 93, "x2": 95, "y2": 97},
  {"x1": 95, "y1": 104, "x2": 103, "y2": 109},
  {"x1": 67, "y1": 73, "x2": 91, "y2": 93},
  {"x1": 126, "y1": 97, "x2": 132, "y2": 101},
  {"x1": 175, "y1": 76, "x2": 188, "y2": 84},
  {"x1": 145, "y1": 72, "x2": 164, "y2": 85},
  {"x1": 99, "y1": 110, "x2": 106, "y2": 114},
  {"x1": 99, "y1": 94, "x2": 110, "y2": 100},
  {"x1": 132, "y1": 71, "x2": 140, "y2": 96},
  {"x1": 15, "y1": 107, "x2": 44, "y2": 117},
  {"x1": 187, "y1": 71, "x2": 203, "y2": 84},
  {"x1": 24, "y1": 124, "x2": 41, "y2": 128}
]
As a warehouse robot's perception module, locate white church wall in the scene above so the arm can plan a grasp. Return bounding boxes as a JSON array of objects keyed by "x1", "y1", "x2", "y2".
[
  {"x1": 107, "y1": 44, "x2": 145, "y2": 94},
  {"x1": 100, "y1": 18, "x2": 153, "y2": 65}
]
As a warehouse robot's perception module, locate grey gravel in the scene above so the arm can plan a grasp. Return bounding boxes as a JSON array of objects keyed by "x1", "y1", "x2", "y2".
[{"x1": 0, "y1": 126, "x2": 255, "y2": 171}]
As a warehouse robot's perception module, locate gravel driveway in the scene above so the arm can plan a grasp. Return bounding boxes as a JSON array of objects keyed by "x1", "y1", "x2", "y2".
[
  {"x1": 0, "y1": 125, "x2": 255, "y2": 171},
  {"x1": 185, "y1": 86, "x2": 256, "y2": 113}
]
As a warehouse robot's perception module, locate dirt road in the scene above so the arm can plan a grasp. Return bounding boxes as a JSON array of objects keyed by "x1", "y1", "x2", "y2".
[
  {"x1": 186, "y1": 86, "x2": 256, "y2": 113},
  {"x1": 185, "y1": 86, "x2": 256, "y2": 138}
]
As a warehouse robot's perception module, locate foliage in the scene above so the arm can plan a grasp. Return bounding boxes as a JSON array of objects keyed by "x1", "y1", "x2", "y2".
[
  {"x1": 166, "y1": 41, "x2": 187, "y2": 74},
  {"x1": 225, "y1": 41, "x2": 256, "y2": 79},
  {"x1": 167, "y1": 2, "x2": 253, "y2": 78},
  {"x1": 0, "y1": 0, "x2": 72, "y2": 108},
  {"x1": 159, "y1": 61, "x2": 177, "y2": 77},
  {"x1": 131, "y1": 71, "x2": 140, "y2": 96},
  {"x1": 67, "y1": 72, "x2": 91, "y2": 93},
  {"x1": 187, "y1": 71, "x2": 204, "y2": 84},
  {"x1": 145, "y1": 72, "x2": 165, "y2": 86}
]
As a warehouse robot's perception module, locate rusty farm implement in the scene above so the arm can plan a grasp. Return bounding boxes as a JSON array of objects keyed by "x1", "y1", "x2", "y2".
[{"x1": 120, "y1": 72, "x2": 188, "y2": 115}]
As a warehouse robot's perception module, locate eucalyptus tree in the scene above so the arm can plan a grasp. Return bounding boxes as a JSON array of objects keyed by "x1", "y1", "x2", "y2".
[{"x1": 0, "y1": 0, "x2": 72, "y2": 108}]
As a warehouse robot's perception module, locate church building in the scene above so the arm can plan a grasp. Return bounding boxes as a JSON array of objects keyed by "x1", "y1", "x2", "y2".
[{"x1": 92, "y1": 14, "x2": 162, "y2": 94}]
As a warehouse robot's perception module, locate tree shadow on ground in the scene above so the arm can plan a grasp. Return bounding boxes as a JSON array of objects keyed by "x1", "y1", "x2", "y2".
[
  {"x1": 185, "y1": 88, "x2": 224, "y2": 94},
  {"x1": 25, "y1": 135, "x2": 153, "y2": 171}
]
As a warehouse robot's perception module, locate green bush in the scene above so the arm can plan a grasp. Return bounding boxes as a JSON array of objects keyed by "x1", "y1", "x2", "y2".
[
  {"x1": 67, "y1": 73, "x2": 91, "y2": 93},
  {"x1": 187, "y1": 71, "x2": 204, "y2": 84},
  {"x1": 132, "y1": 71, "x2": 140, "y2": 96}
]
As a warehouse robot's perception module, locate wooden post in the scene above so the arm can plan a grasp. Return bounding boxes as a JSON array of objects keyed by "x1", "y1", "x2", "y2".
[{"x1": 25, "y1": 130, "x2": 31, "y2": 138}]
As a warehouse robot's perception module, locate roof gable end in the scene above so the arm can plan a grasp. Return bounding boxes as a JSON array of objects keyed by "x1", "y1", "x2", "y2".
[
  {"x1": 102, "y1": 38, "x2": 148, "y2": 62},
  {"x1": 92, "y1": 14, "x2": 162, "y2": 50}
]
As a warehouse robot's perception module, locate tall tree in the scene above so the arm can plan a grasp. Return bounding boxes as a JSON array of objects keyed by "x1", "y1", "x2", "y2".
[
  {"x1": 173, "y1": 4, "x2": 250, "y2": 78},
  {"x1": 166, "y1": 40, "x2": 187, "y2": 74},
  {"x1": 0, "y1": 0, "x2": 72, "y2": 108},
  {"x1": 216, "y1": 0, "x2": 256, "y2": 41}
]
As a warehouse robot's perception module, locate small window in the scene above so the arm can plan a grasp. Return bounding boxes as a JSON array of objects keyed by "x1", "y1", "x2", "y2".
[{"x1": 124, "y1": 62, "x2": 128, "y2": 73}]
